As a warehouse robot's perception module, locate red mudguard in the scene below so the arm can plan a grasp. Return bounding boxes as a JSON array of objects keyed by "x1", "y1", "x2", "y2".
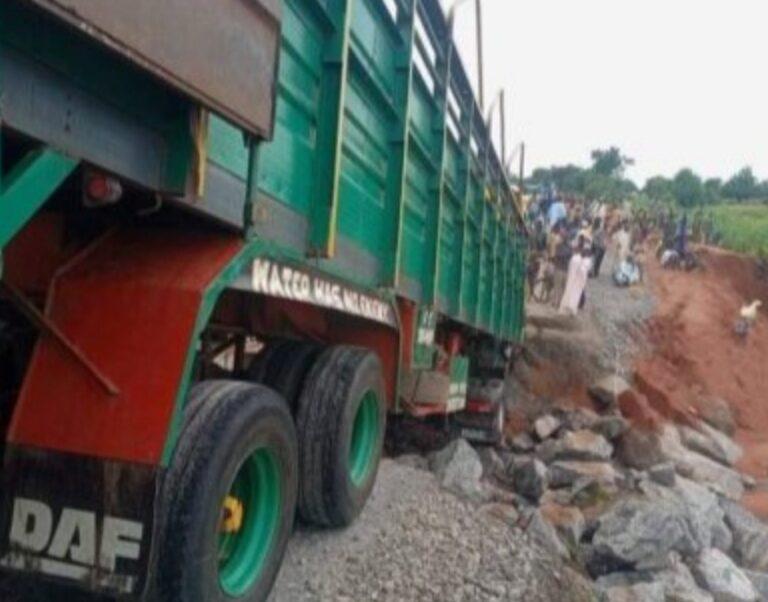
[{"x1": 8, "y1": 226, "x2": 243, "y2": 465}]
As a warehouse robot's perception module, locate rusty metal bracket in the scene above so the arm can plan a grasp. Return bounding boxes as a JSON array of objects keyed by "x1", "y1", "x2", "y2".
[{"x1": 0, "y1": 281, "x2": 121, "y2": 397}]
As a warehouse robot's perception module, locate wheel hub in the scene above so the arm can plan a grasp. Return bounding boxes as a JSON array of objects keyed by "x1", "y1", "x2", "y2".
[
  {"x1": 348, "y1": 391, "x2": 380, "y2": 486},
  {"x1": 218, "y1": 448, "x2": 282, "y2": 597},
  {"x1": 221, "y1": 495, "x2": 245, "y2": 534}
]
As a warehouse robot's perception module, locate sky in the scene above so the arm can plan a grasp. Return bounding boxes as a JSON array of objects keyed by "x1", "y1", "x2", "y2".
[{"x1": 442, "y1": 0, "x2": 768, "y2": 185}]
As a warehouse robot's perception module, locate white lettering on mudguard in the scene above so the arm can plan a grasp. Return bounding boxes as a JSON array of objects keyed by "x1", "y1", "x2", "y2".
[
  {"x1": 1, "y1": 497, "x2": 143, "y2": 594},
  {"x1": 251, "y1": 259, "x2": 395, "y2": 326}
]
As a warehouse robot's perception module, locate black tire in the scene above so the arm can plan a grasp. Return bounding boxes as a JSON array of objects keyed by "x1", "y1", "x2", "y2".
[
  {"x1": 295, "y1": 346, "x2": 386, "y2": 527},
  {"x1": 157, "y1": 381, "x2": 298, "y2": 602},
  {"x1": 245, "y1": 340, "x2": 292, "y2": 384},
  {"x1": 246, "y1": 340, "x2": 323, "y2": 413}
]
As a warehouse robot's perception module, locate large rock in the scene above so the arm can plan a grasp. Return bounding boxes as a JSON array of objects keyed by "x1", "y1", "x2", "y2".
[
  {"x1": 693, "y1": 548, "x2": 759, "y2": 602},
  {"x1": 541, "y1": 502, "x2": 585, "y2": 548},
  {"x1": 476, "y1": 447, "x2": 507, "y2": 482},
  {"x1": 617, "y1": 428, "x2": 669, "y2": 470},
  {"x1": 743, "y1": 570, "x2": 768, "y2": 600},
  {"x1": 698, "y1": 395, "x2": 736, "y2": 436},
  {"x1": 720, "y1": 500, "x2": 768, "y2": 572},
  {"x1": 539, "y1": 430, "x2": 614, "y2": 463},
  {"x1": 649, "y1": 462, "x2": 677, "y2": 487},
  {"x1": 428, "y1": 439, "x2": 483, "y2": 500},
  {"x1": 534, "y1": 414, "x2": 561, "y2": 440},
  {"x1": 591, "y1": 476, "x2": 732, "y2": 573},
  {"x1": 697, "y1": 421, "x2": 743, "y2": 466},
  {"x1": 570, "y1": 477, "x2": 620, "y2": 508},
  {"x1": 657, "y1": 556, "x2": 715, "y2": 602},
  {"x1": 514, "y1": 458, "x2": 549, "y2": 502},
  {"x1": 595, "y1": 573, "x2": 665, "y2": 602},
  {"x1": 672, "y1": 478, "x2": 733, "y2": 553},
  {"x1": 680, "y1": 423, "x2": 742, "y2": 467},
  {"x1": 549, "y1": 461, "x2": 619, "y2": 488},
  {"x1": 636, "y1": 477, "x2": 732, "y2": 553},
  {"x1": 619, "y1": 426, "x2": 744, "y2": 499},
  {"x1": 525, "y1": 509, "x2": 570, "y2": 559},
  {"x1": 592, "y1": 497, "x2": 700, "y2": 571},
  {"x1": 509, "y1": 432, "x2": 535, "y2": 453},
  {"x1": 658, "y1": 425, "x2": 745, "y2": 500},
  {"x1": 600, "y1": 583, "x2": 665, "y2": 602},
  {"x1": 560, "y1": 430, "x2": 614, "y2": 460},
  {"x1": 562, "y1": 407, "x2": 601, "y2": 431},
  {"x1": 592, "y1": 415, "x2": 630, "y2": 441},
  {"x1": 589, "y1": 374, "x2": 632, "y2": 409}
]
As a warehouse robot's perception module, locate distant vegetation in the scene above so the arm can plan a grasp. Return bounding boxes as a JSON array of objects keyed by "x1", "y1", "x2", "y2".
[
  {"x1": 710, "y1": 204, "x2": 768, "y2": 258},
  {"x1": 642, "y1": 166, "x2": 768, "y2": 208},
  {"x1": 527, "y1": 147, "x2": 637, "y2": 203},
  {"x1": 528, "y1": 147, "x2": 768, "y2": 209}
]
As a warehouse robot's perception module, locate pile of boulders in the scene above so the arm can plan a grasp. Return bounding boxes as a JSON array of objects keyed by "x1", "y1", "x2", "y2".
[{"x1": 400, "y1": 374, "x2": 768, "y2": 602}]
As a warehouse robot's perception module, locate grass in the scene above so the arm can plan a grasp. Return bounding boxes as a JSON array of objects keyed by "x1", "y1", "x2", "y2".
[{"x1": 710, "y1": 204, "x2": 768, "y2": 258}]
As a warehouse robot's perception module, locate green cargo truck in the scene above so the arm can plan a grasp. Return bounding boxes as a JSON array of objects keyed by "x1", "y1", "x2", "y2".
[{"x1": 0, "y1": 0, "x2": 526, "y2": 599}]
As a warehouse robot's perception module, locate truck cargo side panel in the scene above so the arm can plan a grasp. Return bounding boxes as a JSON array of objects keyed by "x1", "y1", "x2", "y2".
[{"x1": 257, "y1": 0, "x2": 326, "y2": 219}]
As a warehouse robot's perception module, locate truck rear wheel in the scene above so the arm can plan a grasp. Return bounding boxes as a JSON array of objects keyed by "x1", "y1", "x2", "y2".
[
  {"x1": 246, "y1": 340, "x2": 322, "y2": 412},
  {"x1": 158, "y1": 381, "x2": 298, "y2": 602},
  {"x1": 295, "y1": 347, "x2": 386, "y2": 527}
]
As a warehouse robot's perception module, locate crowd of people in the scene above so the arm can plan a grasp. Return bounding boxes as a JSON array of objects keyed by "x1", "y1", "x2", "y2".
[
  {"x1": 524, "y1": 187, "x2": 730, "y2": 317},
  {"x1": 526, "y1": 193, "x2": 644, "y2": 316}
]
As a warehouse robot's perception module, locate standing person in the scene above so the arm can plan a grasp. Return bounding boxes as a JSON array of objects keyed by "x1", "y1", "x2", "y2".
[
  {"x1": 550, "y1": 226, "x2": 571, "y2": 309},
  {"x1": 611, "y1": 221, "x2": 631, "y2": 271},
  {"x1": 591, "y1": 217, "x2": 607, "y2": 277},
  {"x1": 526, "y1": 220, "x2": 547, "y2": 299},
  {"x1": 547, "y1": 196, "x2": 567, "y2": 230},
  {"x1": 559, "y1": 239, "x2": 593, "y2": 315},
  {"x1": 663, "y1": 209, "x2": 678, "y2": 250}
]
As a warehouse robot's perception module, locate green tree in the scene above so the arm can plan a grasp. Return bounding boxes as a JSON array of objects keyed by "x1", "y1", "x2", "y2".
[
  {"x1": 591, "y1": 147, "x2": 634, "y2": 178},
  {"x1": 672, "y1": 168, "x2": 705, "y2": 208},
  {"x1": 722, "y1": 167, "x2": 759, "y2": 202},
  {"x1": 644, "y1": 176, "x2": 674, "y2": 203},
  {"x1": 704, "y1": 178, "x2": 723, "y2": 204}
]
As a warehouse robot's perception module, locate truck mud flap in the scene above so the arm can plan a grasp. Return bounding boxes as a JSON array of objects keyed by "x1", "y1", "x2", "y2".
[{"x1": 0, "y1": 445, "x2": 158, "y2": 597}]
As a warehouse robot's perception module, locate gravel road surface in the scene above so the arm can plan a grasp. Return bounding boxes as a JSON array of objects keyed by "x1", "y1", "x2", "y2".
[{"x1": 270, "y1": 459, "x2": 594, "y2": 601}]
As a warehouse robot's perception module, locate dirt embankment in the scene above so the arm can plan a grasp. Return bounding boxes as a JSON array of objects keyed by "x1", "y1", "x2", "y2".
[{"x1": 634, "y1": 247, "x2": 768, "y2": 517}]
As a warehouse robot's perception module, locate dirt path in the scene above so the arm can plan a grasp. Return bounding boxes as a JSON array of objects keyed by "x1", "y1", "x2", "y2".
[{"x1": 634, "y1": 247, "x2": 768, "y2": 517}]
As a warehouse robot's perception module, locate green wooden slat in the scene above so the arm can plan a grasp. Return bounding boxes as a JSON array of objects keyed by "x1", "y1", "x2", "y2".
[
  {"x1": 456, "y1": 89, "x2": 474, "y2": 321},
  {"x1": 388, "y1": 0, "x2": 418, "y2": 287},
  {"x1": 426, "y1": 19, "x2": 453, "y2": 307},
  {"x1": 308, "y1": 0, "x2": 355, "y2": 258}
]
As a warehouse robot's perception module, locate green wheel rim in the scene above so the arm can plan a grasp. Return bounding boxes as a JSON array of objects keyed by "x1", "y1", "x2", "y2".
[
  {"x1": 218, "y1": 448, "x2": 281, "y2": 597},
  {"x1": 348, "y1": 391, "x2": 380, "y2": 486}
]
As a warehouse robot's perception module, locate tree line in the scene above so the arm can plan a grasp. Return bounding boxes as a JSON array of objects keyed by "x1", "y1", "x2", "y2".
[{"x1": 528, "y1": 147, "x2": 768, "y2": 207}]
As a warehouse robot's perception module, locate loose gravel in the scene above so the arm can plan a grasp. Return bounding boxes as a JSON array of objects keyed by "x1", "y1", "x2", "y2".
[
  {"x1": 270, "y1": 460, "x2": 595, "y2": 602},
  {"x1": 586, "y1": 262, "x2": 655, "y2": 378}
]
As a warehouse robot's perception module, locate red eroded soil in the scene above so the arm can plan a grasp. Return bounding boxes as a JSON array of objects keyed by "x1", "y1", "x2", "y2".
[{"x1": 635, "y1": 247, "x2": 768, "y2": 517}]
